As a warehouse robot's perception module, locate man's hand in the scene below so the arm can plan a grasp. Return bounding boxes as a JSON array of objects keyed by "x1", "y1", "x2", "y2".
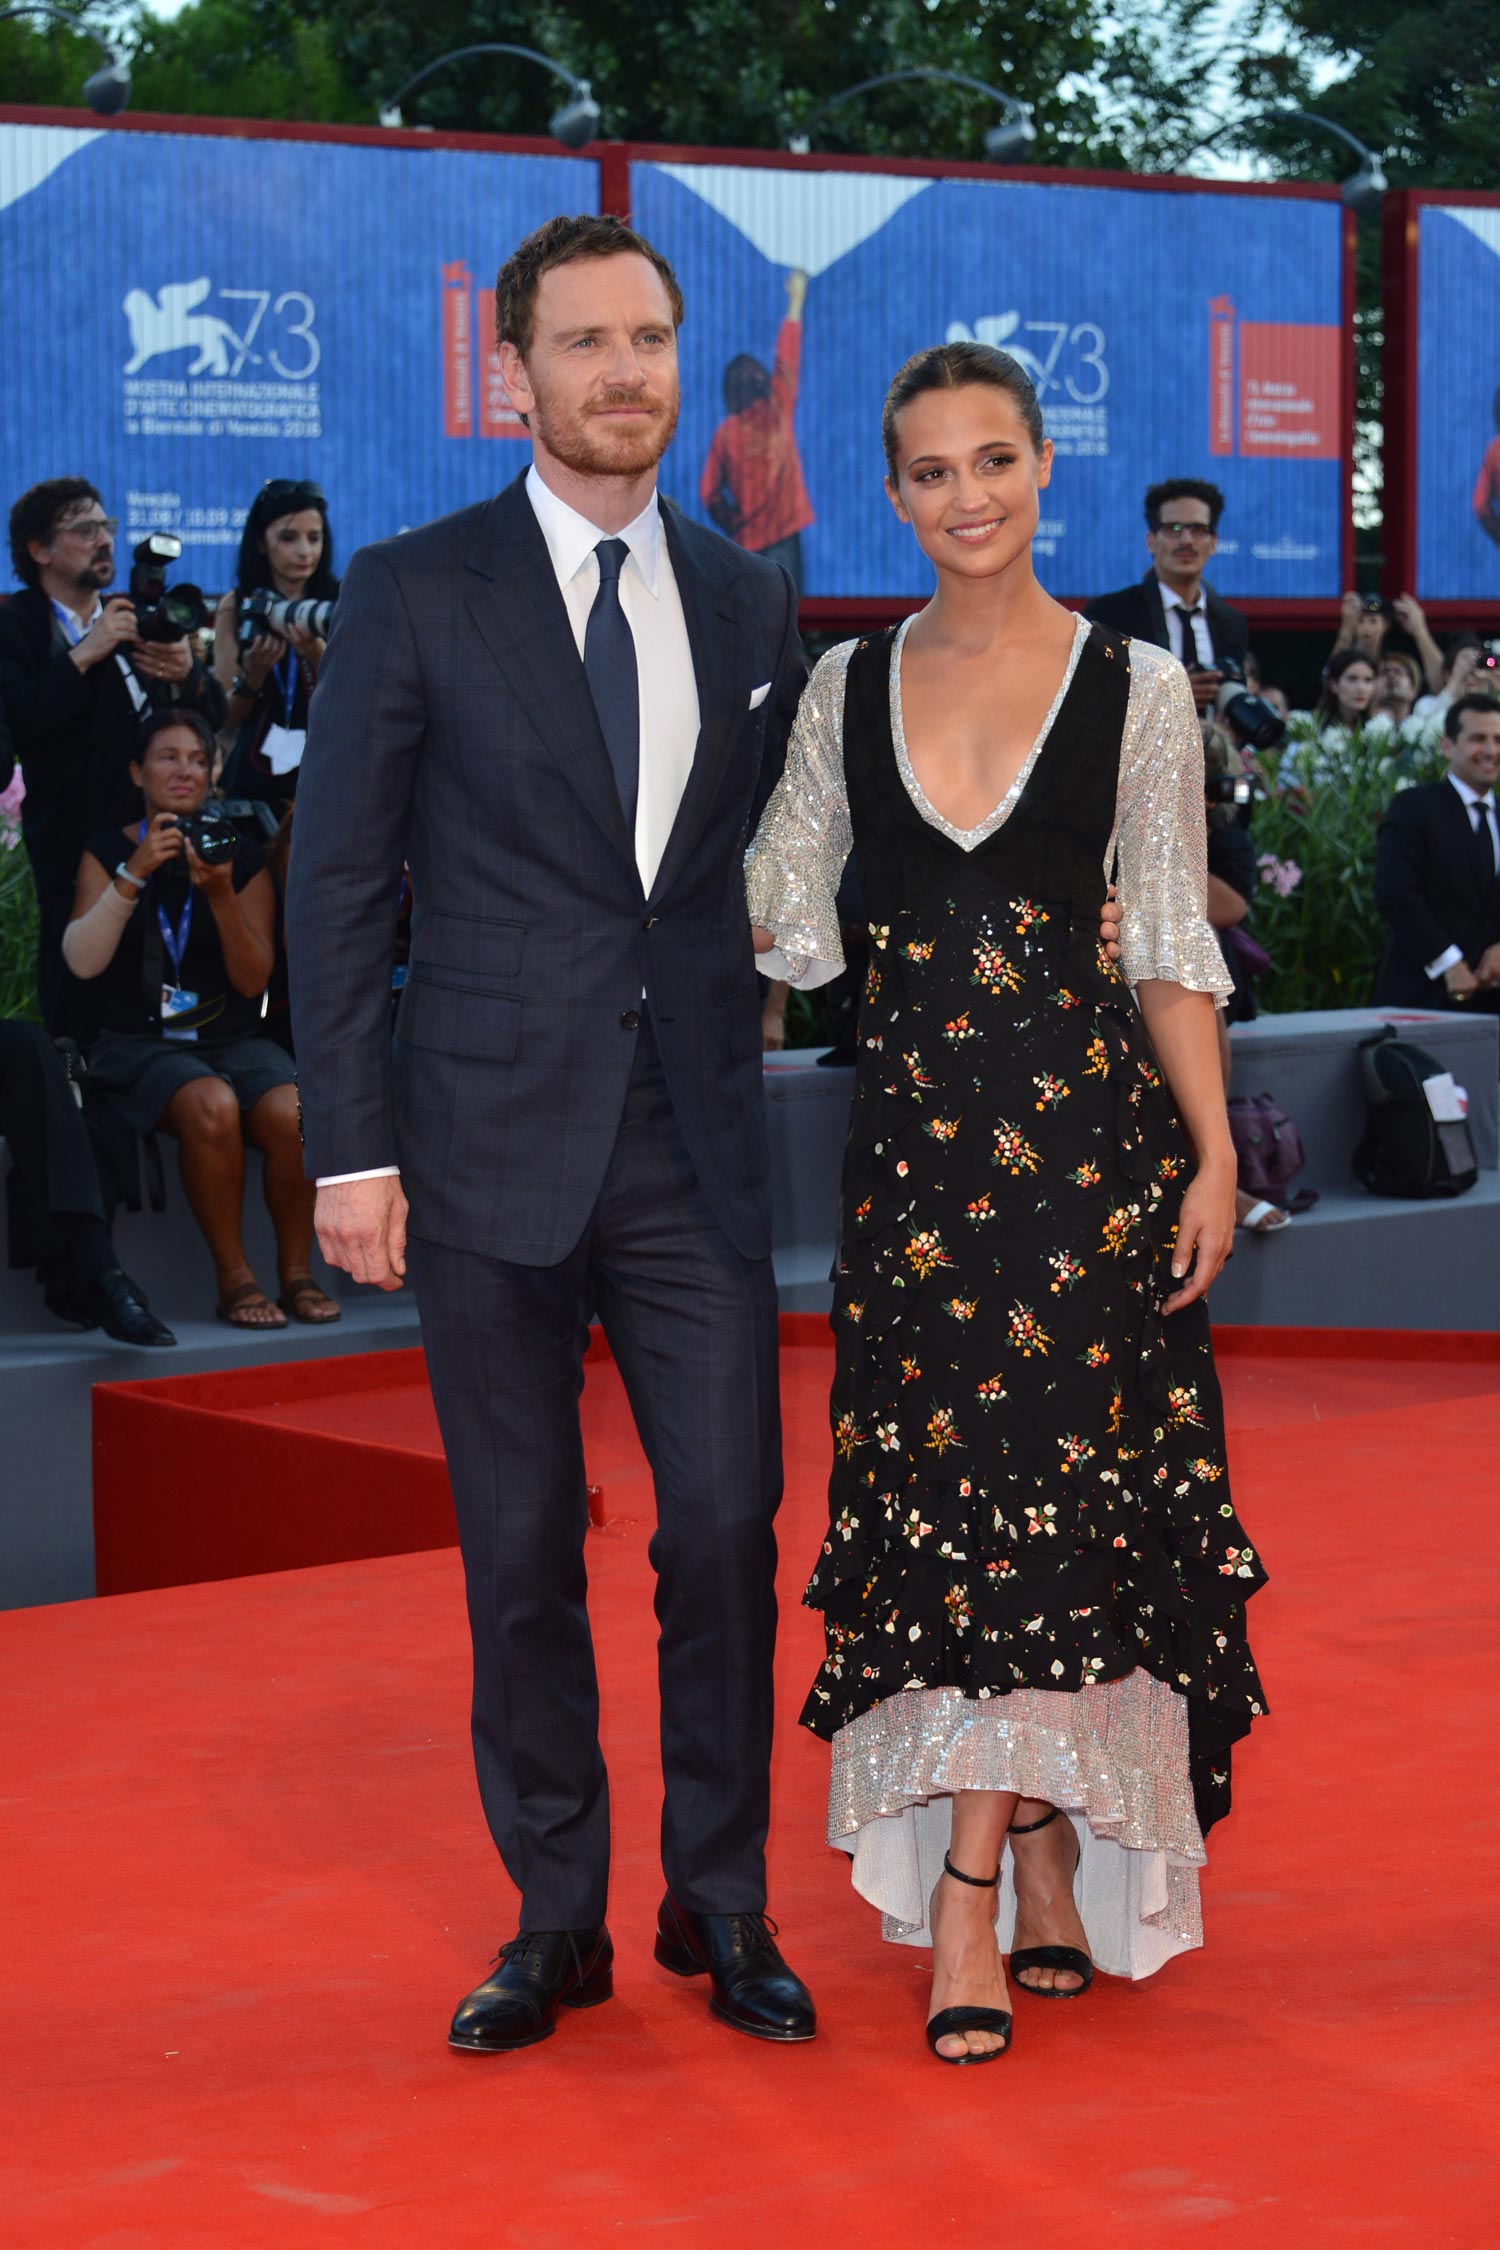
[
  {"x1": 70, "y1": 597, "x2": 138, "y2": 672},
  {"x1": 1184, "y1": 665, "x2": 1222, "y2": 715},
  {"x1": 132, "y1": 635, "x2": 194, "y2": 684},
  {"x1": 1099, "y1": 884, "x2": 1122, "y2": 962},
  {"x1": 1474, "y1": 944, "x2": 1500, "y2": 988},
  {"x1": 1390, "y1": 593, "x2": 1427, "y2": 636},
  {"x1": 315, "y1": 1174, "x2": 409, "y2": 1290},
  {"x1": 1445, "y1": 959, "x2": 1479, "y2": 1001}
]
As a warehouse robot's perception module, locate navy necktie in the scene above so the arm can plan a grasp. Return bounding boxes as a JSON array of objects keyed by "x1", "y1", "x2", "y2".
[{"x1": 583, "y1": 538, "x2": 639, "y2": 833}]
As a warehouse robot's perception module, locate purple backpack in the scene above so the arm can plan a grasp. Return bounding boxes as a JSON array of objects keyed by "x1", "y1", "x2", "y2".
[{"x1": 1227, "y1": 1093, "x2": 1307, "y2": 1205}]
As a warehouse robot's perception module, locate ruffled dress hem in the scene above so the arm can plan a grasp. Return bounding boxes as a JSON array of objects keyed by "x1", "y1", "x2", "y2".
[{"x1": 828, "y1": 1669, "x2": 1206, "y2": 1981}]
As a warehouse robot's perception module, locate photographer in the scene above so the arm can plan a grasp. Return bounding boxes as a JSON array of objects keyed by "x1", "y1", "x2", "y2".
[
  {"x1": 213, "y1": 479, "x2": 337, "y2": 814},
  {"x1": 0, "y1": 479, "x2": 223, "y2": 1031},
  {"x1": 60, "y1": 708, "x2": 339, "y2": 1329}
]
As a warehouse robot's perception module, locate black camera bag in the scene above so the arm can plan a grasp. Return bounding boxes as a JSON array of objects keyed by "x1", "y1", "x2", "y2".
[{"x1": 1353, "y1": 1028, "x2": 1478, "y2": 1199}]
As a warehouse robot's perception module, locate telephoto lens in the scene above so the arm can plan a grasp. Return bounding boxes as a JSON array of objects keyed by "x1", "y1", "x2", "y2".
[{"x1": 237, "y1": 587, "x2": 336, "y2": 650}]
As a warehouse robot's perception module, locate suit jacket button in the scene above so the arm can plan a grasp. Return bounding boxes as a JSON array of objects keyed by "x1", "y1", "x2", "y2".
[
  {"x1": 620, "y1": 1008, "x2": 640, "y2": 1030},
  {"x1": 643, "y1": 914, "x2": 658, "y2": 930}
]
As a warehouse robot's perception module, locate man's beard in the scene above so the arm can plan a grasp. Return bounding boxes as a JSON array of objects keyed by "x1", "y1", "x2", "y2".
[
  {"x1": 72, "y1": 553, "x2": 112, "y2": 600},
  {"x1": 532, "y1": 386, "x2": 680, "y2": 480}
]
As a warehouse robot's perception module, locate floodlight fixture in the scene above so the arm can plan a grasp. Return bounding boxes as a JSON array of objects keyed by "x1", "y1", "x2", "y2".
[
  {"x1": 789, "y1": 69, "x2": 1035, "y2": 164},
  {"x1": 378, "y1": 43, "x2": 599, "y2": 150},
  {"x1": 0, "y1": 3, "x2": 130, "y2": 115}
]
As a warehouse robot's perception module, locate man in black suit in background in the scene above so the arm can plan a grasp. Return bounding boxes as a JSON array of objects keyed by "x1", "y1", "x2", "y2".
[
  {"x1": 286, "y1": 216, "x2": 818, "y2": 2056},
  {"x1": 1373, "y1": 693, "x2": 1500, "y2": 1015},
  {"x1": 1086, "y1": 478, "x2": 1249, "y2": 715}
]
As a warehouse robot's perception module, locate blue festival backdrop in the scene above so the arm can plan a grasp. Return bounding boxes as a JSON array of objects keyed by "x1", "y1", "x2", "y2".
[
  {"x1": 1413, "y1": 201, "x2": 1500, "y2": 603},
  {"x1": 0, "y1": 122, "x2": 595, "y2": 589},
  {"x1": 631, "y1": 161, "x2": 1347, "y2": 602}
]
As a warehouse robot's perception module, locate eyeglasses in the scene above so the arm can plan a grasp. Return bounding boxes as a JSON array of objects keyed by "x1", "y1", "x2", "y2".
[
  {"x1": 1156, "y1": 520, "x2": 1214, "y2": 541},
  {"x1": 57, "y1": 516, "x2": 118, "y2": 541},
  {"x1": 259, "y1": 480, "x2": 326, "y2": 510}
]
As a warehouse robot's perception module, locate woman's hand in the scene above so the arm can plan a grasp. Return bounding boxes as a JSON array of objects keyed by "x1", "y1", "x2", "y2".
[
  {"x1": 1163, "y1": 1156, "x2": 1236, "y2": 1314},
  {"x1": 124, "y1": 811, "x2": 186, "y2": 884},
  {"x1": 751, "y1": 923, "x2": 776, "y2": 954},
  {"x1": 241, "y1": 631, "x2": 286, "y2": 693},
  {"x1": 282, "y1": 623, "x2": 324, "y2": 670},
  {"x1": 185, "y1": 838, "x2": 234, "y2": 897}
]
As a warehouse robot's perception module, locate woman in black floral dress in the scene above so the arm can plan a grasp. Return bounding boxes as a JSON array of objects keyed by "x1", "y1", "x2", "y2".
[{"x1": 747, "y1": 345, "x2": 1266, "y2": 2064}]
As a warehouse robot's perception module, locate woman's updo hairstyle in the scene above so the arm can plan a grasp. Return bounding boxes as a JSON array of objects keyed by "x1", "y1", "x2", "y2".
[{"x1": 881, "y1": 341, "x2": 1045, "y2": 479}]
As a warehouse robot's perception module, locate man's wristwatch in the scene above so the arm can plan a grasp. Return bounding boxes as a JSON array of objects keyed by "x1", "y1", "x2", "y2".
[
  {"x1": 113, "y1": 861, "x2": 147, "y2": 894},
  {"x1": 230, "y1": 672, "x2": 255, "y2": 700}
]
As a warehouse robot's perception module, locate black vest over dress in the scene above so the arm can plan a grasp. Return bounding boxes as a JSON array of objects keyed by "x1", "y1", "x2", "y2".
[{"x1": 800, "y1": 625, "x2": 1266, "y2": 1833}]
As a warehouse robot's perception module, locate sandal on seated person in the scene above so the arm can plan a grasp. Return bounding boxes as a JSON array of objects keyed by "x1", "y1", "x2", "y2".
[
  {"x1": 277, "y1": 1275, "x2": 342, "y2": 1324},
  {"x1": 216, "y1": 1282, "x2": 288, "y2": 1330}
]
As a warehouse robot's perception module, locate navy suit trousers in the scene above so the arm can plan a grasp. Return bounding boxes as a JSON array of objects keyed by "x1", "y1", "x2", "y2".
[{"x1": 408, "y1": 1016, "x2": 782, "y2": 1929}]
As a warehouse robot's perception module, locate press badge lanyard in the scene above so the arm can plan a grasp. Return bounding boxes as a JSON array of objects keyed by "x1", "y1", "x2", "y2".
[
  {"x1": 262, "y1": 649, "x2": 306, "y2": 776},
  {"x1": 139, "y1": 820, "x2": 198, "y2": 1040}
]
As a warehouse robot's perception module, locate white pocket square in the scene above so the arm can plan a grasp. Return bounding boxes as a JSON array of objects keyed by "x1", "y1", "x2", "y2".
[{"x1": 748, "y1": 682, "x2": 772, "y2": 710}]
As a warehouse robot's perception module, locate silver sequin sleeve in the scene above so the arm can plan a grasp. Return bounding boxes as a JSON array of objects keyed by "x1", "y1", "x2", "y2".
[
  {"x1": 1112, "y1": 641, "x2": 1234, "y2": 1004},
  {"x1": 743, "y1": 641, "x2": 856, "y2": 988}
]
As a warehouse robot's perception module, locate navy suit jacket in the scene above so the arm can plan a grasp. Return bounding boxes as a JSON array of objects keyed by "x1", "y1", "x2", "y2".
[
  {"x1": 1084, "y1": 571, "x2": 1248, "y2": 671},
  {"x1": 286, "y1": 472, "x2": 806, "y2": 1265},
  {"x1": 1372, "y1": 779, "x2": 1500, "y2": 1008}
]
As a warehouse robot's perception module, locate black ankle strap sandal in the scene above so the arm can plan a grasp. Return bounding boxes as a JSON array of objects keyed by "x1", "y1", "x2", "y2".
[
  {"x1": 1007, "y1": 1808, "x2": 1095, "y2": 1999},
  {"x1": 926, "y1": 1853, "x2": 1013, "y2": 2064}
]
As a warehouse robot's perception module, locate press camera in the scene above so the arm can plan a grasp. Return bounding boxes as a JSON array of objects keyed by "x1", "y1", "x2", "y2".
[
  {"x1": 236, "y1": 588, "x2": 336, "y2": 651},
  {"x1": 128, "y1": 535, "x2": 211, "y2": 644},
  {"x1": 1212, "y1": 657, "x2": 1286, "y2": 753}
]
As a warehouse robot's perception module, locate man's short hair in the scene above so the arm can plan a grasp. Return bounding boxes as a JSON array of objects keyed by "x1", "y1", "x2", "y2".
[
  {"x1": 1380, "y1": 650, "x2": 1422, "y2": 693},
  {"x1": 495, "y1": 214, "x2": 685, "y2": 358},
  {"x1": 1445, "y1": 689, "x2": 1500, "y2": 739},
  {"x1": 1144, "y1": 478, "x2": 1226, "y2": 533},
  {"x1": 9, "y1": 477, "x2": 102, "y2": 589}
]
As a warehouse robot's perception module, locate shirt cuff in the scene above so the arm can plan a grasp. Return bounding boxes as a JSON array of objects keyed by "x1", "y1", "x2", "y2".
[
  {"x1": 1424, "y1": 945, "x2": 1464, "y2": 980},
  {"x1": 316, "y1": 1166, "x2": 400, "y2": 1186}
]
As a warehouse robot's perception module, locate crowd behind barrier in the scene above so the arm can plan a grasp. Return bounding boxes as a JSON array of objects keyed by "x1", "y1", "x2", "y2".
[{"x1": 1, "y1": 462, "x2": 1498, "y2": 1345}]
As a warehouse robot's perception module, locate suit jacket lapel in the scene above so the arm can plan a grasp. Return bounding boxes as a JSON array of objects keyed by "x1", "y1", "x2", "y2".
[
  {"x1": 462, "y1": 475, "x2": 634, "y2": 865},
  {"x1": 648, "y1": 503, "x2": 745, "y2": 906},
  {"x1": 1141, "y1": 570, "x2": 1169, "y2": 652}
]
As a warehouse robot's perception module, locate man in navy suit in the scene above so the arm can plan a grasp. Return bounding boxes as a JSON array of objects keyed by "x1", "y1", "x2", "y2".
[
  {"x1": 1373, "y1": 692, "x2": 1500, "y2": 1014},
  {"x1": 1086, "y1": 478, "x2": 1249, "y2": 716},
  {"x1": 287, "y1": 215, "x2": 818, "y2": 2055}
]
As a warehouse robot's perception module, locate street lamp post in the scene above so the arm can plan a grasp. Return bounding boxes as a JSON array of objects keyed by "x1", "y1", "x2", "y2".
[
  {"x1": 1185, "y1": 108, "x2": 1387, "y2": 216},
  {"x1": 377, "y1": 43, "x2": 600, "y2": 150},
  {"x1": 0, "y1": 2, "x2": 130, "y2": 114},
  {"x1": 789, "y1": 68, "x2": 1035, "y2": 165}
]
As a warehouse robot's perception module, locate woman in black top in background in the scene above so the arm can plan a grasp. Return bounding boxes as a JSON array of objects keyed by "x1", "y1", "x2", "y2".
[
  {"x1": 213, "y1": 478, "x2": 338, "y2": 816},
  {"x1": 61, "y1": 707, "x2": 339, "y2": 1329}
]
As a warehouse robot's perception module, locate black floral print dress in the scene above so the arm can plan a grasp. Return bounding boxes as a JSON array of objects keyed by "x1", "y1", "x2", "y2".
[{"x1": 747, "y1": 618, "x2": 1267, "y2": 1977}]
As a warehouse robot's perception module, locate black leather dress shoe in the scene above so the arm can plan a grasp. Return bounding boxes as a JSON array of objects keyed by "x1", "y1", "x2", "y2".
[
  {"x1": 448, "y1": 1927, "x2": 613, "y2": 2054},
  {"x1": 654, "y1": 1894, "x2": 816, "y2": 2042},
  {"x1": 94, "y1": 1269, "x2": 177, "y2": 1348}
]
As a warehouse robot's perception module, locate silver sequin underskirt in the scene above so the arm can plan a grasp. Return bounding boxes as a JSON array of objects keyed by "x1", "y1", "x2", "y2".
[{"x1": 826, "y1": 1668, "x2": 1207, "y2": 1981}]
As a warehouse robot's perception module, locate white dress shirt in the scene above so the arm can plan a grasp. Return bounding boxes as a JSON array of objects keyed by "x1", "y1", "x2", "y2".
[
  {"x1": 1425, "y1": 771, "x2": 1500, "y2": 980},
  {"x1": 318, "y1": 467, "x2": 702, "y2": 1188},
  {"x1": 1159, "y1": 580, "x2": 1214, "y2": 671},
  {"x1": 51, "y1": 595, "x2": 147, "y2": 713}
]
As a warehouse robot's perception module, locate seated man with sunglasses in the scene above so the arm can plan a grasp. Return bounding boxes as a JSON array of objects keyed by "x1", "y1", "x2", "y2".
[
  {"x1": 0, "y1": 478, "x2": 224, "y2": 1032},
  {"x1": 1086, "y1": 478, "x2": 1249, "y2": 716}
]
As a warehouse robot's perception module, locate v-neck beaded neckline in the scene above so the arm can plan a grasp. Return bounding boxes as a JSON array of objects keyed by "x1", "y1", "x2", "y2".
[{"x1": 889, "y1": 611, "x2": 1090, "y2": 852}]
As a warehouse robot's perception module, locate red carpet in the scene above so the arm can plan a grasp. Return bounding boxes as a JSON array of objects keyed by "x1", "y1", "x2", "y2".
[{"x1": 6, "y1": 1331, "x2": 1500, "y2": 2246}]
